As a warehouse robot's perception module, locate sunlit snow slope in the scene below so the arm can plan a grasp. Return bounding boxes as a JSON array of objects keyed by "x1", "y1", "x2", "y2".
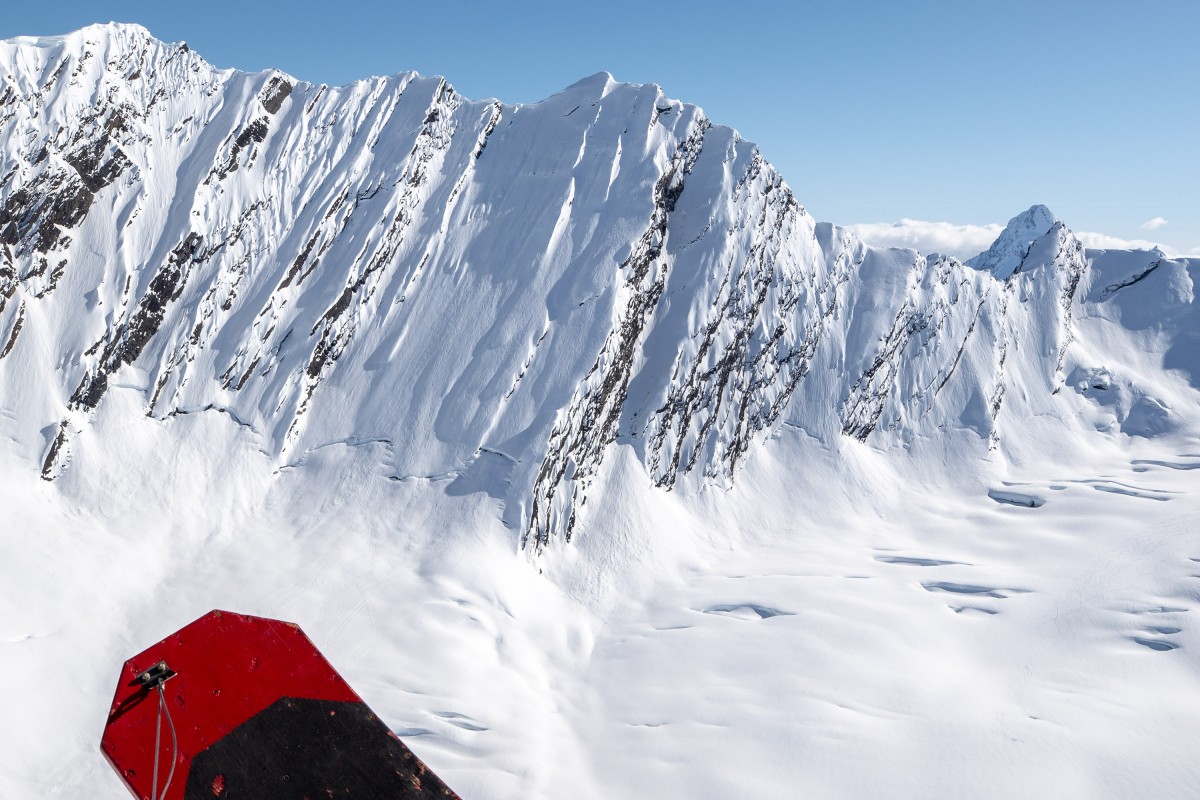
[{"x1": 1, "y1": 23, "x2": 1198, "y2": 800}]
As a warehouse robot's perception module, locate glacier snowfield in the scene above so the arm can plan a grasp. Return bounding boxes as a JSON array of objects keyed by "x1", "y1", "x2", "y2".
[{"x1": 4, "y1": 411, "x2": 1198, "y2": 799}]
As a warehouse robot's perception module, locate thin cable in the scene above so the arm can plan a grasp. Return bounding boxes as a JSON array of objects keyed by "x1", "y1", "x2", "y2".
[
  {"x1": 149, "y1": 682, "x2": 179, "y2": 800},
  {"x1": 159, "y1": 682, "x2": 179, "y2": 799},
  {"x1": 150, "y1": 685, "x2": 163, "y2": 800}
]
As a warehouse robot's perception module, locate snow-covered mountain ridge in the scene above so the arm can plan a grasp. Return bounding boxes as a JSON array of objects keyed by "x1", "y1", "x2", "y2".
[
  {"x1": 3, "y1": 23, "x2": 1200, "y2": 800},
  {"x1": 2, "y1": 24, "x2": 1195, "y2": 549}
]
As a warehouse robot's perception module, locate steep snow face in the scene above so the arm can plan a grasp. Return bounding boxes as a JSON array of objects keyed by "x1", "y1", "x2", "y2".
[
  {"x1": 1, "y1": 26, "x2": 1198, "y2": 550},
  {"x1": 2, "y1": 23, "x2": 1200, "y2": 800}
]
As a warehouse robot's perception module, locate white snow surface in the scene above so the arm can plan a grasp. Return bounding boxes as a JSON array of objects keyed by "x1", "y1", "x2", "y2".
[{"x1": 1, "y1": 23, "x2": 1198, "y2": 800}]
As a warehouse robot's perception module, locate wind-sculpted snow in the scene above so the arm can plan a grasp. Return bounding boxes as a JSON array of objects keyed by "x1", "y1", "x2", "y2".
[{"x1": 0, "y1": 24, "x2": 1198, "y2": 549}]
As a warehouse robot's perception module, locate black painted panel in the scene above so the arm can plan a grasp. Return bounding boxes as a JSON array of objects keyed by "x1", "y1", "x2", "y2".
[{"x1": 184, "y1": 697, "x2": 460, "y2": 799}]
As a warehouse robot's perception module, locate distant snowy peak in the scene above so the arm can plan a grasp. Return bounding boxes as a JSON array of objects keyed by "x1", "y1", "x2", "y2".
[{"x1": 967, "y1": 204, "x2": 1058, "y2": 279}]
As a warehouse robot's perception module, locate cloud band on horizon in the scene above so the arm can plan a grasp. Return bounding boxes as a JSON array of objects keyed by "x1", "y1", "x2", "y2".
[{"x1": 845, "y1": 219, "x2": 1197, "y2": 261}]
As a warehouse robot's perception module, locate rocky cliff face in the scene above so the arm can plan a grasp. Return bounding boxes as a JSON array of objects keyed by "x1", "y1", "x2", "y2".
[{"x1": 1, "y1": 24, "x2": 1197, "y2": 548}]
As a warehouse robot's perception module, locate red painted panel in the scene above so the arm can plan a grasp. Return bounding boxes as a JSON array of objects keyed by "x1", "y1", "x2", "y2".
[{"x1": 100, "y1": 610, "x2": 361, "y2": 800}]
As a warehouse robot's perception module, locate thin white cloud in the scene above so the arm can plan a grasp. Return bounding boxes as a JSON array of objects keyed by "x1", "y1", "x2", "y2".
[
  {"x1": 1140, "y1": 216, "x2": 1168, "y2": 230},
  {"x1": 843, "y1": 220, "x2": 1002, "y2": 260},
  {"x1": 1072, "y1": 231, "x2": 1166, "y2": 252},
  {"x1": 1072, "y1": 232, "x2": 1200, "y2": 259},
  {"x1": 846, "y1": 219, "x2": 1200, "y2": 261}
]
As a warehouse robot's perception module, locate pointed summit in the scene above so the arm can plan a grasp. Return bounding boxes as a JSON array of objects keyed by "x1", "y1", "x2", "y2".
[
  {"x1": 564, "y1": 71, "x2": 615, "y2": 92},
  {"x1": 78, "y1": 21, "x2": 156, "y2": 38},
  {"x1": 967, "y1": 204, "x2": 1058, "y2": 279}
]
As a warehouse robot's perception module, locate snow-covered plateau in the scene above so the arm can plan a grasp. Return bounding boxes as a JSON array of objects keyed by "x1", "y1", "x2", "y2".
[{"x1": 1, "y1": 23, "x2": 1197, "y2": 800}]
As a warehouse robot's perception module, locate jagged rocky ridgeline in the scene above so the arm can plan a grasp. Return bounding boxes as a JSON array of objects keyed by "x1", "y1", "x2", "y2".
[{"x1": 0, "y1": 24, "x2": 1196, "y2": 547}]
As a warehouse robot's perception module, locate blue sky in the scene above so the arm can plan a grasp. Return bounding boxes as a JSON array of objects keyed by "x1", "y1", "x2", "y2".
[{"x1": 2, "y1": 1, "x2": 1197, "y2": 255}]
